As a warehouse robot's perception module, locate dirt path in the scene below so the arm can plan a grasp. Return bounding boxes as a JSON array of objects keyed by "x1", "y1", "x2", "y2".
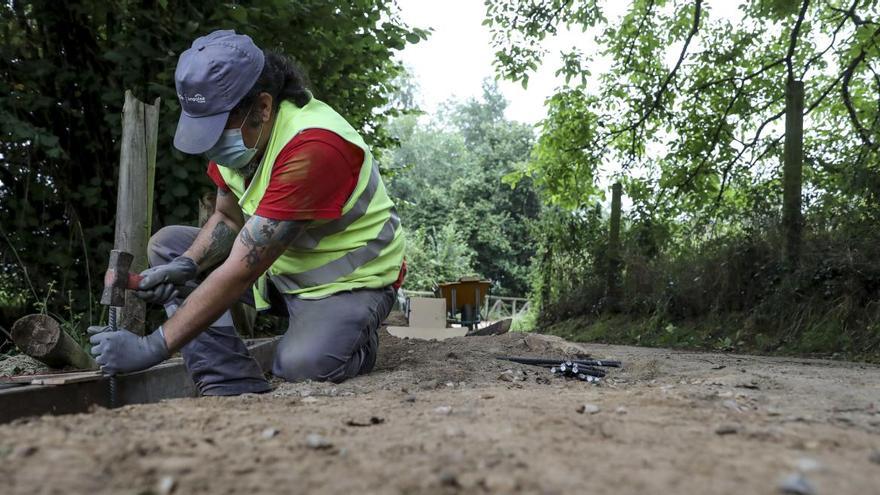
[{"x1": 1, "y1": 328, "x2": 878, "y2": 494}]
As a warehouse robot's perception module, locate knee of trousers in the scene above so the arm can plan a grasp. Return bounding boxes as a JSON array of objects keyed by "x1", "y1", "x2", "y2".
[
  {"x1": 272, "y1": 346, "x2": 347, "y2": 383},
  {"x1": 147, "y1": 226, "x2": 184, "y2": 268}
]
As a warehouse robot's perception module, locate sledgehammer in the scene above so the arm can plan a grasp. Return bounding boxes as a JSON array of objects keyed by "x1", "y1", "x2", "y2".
[{"x1": 101, "y1": 250, "x2": 194, "y2": 305}]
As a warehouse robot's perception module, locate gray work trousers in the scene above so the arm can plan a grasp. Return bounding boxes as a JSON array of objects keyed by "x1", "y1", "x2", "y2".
[{"x1": 147, "y1": 225, "x2": 396, "y2": 396}]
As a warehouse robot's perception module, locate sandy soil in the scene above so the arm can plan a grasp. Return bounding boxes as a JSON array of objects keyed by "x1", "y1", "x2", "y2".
[{"x1": 1, "y1": 322, "x2": 879, "y2": 495}]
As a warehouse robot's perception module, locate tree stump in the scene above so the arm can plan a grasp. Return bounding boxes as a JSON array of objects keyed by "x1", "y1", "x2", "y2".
[{"x1": 11, "y1": 314, "x2": 97, "y2": 370}]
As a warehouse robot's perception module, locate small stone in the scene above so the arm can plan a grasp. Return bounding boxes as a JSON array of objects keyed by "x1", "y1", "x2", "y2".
[
  {"x1": 419, "y1": 379, "x2": 439, "y2": 390},
  {"x1": 305, "y1": 434, "x2": 333, "y2": 450},
  {"x1": 12, "y1": 445, "x2": 38, "y2": 458},
  {"x1": 438, "y1": 471, "x2": 459, "y2": 487},
  {"x1": 482, "y1": 472, "x2": 517, "y2": 491},
  {"x1": 302, "y1": 396, "x2": 318, "y2": 404},
  {"x1": 722, "y1": 400, "x2": 742, "y2": 412},
  {"x1": 157, "y1": 476, "x2": 176, "y2": 495},
  {"x1": 778, "y1": 473, "x2": 817, "y2": 495},
  {"x1": 869, "y1": 449, "x2": 880, "y2": 464},
  {"x1": 793, "y1": 457, "x2": 822, "y2": 473},
  {"x1": 434, "y1": 405, "x2": 453, "y2": 415},
  {"x1": 498, "y1": 370, "x2": 516, "y2": 382},
  {"x1": 404, "y1": 395, "x2": 417, "y2": 403},
  {"x1": 261, "y1": 427, "x2": 280, "y2": 439},
  {"x1": 615, "y1": 406, "x2": 628, "y2": 415},
  {"x1": 444, "y1": 426, "x2": 465, "y2": 438},
  {"x1": 577, "y1": 404, "x2": 600, "y2": 414},
  {"x1": 445, "y1": 382, "x2": 455, "y2": 388},
  {"x1": 715, "y1": 424, "x2": 740, "y2": 435},
  {"x1": 480, "y1": 394, "x2": 495, "y2": 400}
]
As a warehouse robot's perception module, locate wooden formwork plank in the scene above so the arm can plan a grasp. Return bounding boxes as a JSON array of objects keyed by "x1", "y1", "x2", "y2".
[{"x1": 0, "y1": 337, "x2": 279, "y2": 424}]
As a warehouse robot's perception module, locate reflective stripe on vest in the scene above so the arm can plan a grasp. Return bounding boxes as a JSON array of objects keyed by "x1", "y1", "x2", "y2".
[
  {"x1": 270, "y1": 209, "x2": 400, "y2": 291},
  {"x1": 290, "y1": 162, "x2": 380, "y2": 250},
  {"x1": 216, "y1": 99, "x2": 404, "y2": 302}
]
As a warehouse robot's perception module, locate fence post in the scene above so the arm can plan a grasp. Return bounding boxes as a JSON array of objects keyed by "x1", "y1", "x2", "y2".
[
  {"x1": 114, "y1": 91, "x2": 160, "y2": 335},
  {"x1": 782, "y1": 79, "x2": 804, "y2": 268},
  {"x1": 606, "y1": 182, "x2": 623, "y2": 310}
]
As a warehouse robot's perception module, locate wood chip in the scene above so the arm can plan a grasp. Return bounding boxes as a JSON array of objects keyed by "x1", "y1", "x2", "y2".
[{"x1": 345, "y1": 416, "x2": 385, "y2": 427}]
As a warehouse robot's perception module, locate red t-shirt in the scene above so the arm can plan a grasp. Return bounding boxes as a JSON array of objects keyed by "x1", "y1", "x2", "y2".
[
  {"x1": 206, "y1": 128, "x2": 406, "y2": 289},
  {"x1": 206, "y1": 128, "x2": 363, "y2": 220}
]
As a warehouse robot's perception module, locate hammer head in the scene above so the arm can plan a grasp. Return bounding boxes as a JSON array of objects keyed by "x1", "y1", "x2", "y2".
[{"x1": 101, "y1": 250, "x2": 134, "y2": 307}]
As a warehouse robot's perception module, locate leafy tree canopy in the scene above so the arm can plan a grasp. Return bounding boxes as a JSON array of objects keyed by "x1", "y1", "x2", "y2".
[
  {"x1": 385, "y1": 81, "x2": 541, "y2": 295},
  {"x1": 0, "y1": 0, "x2": 427, "y2": 319},
  {"x1": 487, "y1": 0, "x2": 880, "y2": 232}
]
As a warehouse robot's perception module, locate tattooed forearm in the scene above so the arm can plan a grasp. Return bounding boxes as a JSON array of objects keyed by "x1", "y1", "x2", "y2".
[
  {"x1": 237, "y1": 216, "x2": 305, "y2": 270},
  {"x1": 198, "y1": 221, "x2": 237, "y2": 271},
  {"x1": 239, "y1": 227, "x2": 262, "y2": 269}
]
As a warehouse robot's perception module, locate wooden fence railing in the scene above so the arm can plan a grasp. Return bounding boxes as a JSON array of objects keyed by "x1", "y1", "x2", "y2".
[{"x1": 400, "y1": 289, "x2": 530, "y2": 320}]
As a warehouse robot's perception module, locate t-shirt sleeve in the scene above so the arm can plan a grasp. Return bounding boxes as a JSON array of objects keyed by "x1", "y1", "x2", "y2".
[
  {"x1": 206, "y1": 161, "x2": 231, "y2": 192},
  {"x1": 254, "y1": 129, "x2": 364, "y2": 221}
]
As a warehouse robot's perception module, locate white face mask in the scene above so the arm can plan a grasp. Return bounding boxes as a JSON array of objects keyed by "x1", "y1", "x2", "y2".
[{"x1": 204, "y1": 106, "x2": 263, "y2": 169}]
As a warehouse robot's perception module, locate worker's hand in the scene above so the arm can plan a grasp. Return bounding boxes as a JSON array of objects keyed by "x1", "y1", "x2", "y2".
[
  {"x1": 88, "y1": 326, "x2": 170, "y2": 375},
  {"x1": 135, "y1": 256, "x2": 198, "y2": 304}
]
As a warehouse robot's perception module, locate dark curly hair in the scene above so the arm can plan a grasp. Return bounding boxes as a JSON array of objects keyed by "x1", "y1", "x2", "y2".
[{"x1": 232, "y1": 49, "x2": 312, "y2": 126}]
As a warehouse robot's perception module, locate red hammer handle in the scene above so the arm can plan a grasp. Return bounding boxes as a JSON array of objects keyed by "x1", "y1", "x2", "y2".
[{"x1": 127, "y1": 272, "x2": 144, "y2": 290}]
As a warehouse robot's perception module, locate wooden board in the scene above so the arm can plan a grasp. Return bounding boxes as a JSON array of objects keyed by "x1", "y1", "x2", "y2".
[
  {"x1": 408, "y1": 297, "x2": 446, "y2": 328},
  {"x1": 30, "y1": 371, "x2": 104, "y2": 385},
  {"x1": 0, "y1": 337, "x2": 280, "y2": 424},
  {"x1": 386, "y1": 326, "x2": 467, "y2": 341},
  {"x1": 467, "y1": 318, "x2": 512, "y2": 337}
]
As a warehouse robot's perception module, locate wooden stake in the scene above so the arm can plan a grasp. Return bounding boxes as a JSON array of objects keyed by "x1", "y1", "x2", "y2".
[
  {"x1": 11, "y1": 314, "x2": 97, "y2": 370},
  {"x1": 115, "y1": 91, "x2": 160, "y2": 334},
  {"x1": 782, "y1": 79, "x2": 804, "y2": 268}
]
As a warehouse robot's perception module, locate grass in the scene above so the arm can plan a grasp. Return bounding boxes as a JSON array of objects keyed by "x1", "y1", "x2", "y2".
[{"x1": 540, "y1": 310, "x2": 880, "y2": 364}]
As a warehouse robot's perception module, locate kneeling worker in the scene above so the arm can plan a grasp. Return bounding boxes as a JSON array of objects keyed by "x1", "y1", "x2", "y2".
[{"x1": 89, "y1": 30, "x2": 406, "y2": 395}]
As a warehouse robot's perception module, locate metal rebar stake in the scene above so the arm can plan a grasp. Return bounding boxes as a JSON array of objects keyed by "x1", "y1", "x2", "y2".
[{"x1": 108, "y1": 306, "x2": 118, "y2": 409}]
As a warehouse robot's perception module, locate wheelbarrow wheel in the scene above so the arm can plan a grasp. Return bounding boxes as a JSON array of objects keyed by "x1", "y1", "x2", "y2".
[{"x1": 461, "y1": 304, "x2": 475, "y2": 331}]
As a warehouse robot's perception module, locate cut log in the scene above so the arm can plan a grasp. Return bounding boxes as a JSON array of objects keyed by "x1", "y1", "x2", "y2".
[{"x1": 11, "y1": 314, "x2": 97, "y2": 370}]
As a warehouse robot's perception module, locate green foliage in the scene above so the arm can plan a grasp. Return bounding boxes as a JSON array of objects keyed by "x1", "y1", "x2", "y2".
[
  {"x1": 385, "y1": 81, "x2": 541, "y2": 295},
  {"x1": 403, "y1": 225, "x2": 477, "y2": 291},
  {"x1": 0, "y1": 0, "x2": 426, "y2": 327},
  {"x1": 487, "y1": 0, "x2": 880, "y2": 358},
  {"x1": 486, "y1": 0, "x2": 880, "y2": 223}
]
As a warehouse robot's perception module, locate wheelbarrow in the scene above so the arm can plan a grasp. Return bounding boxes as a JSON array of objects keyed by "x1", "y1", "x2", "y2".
[{"x1": 436, "y1": 277, "x2": 491, "y2": 331}]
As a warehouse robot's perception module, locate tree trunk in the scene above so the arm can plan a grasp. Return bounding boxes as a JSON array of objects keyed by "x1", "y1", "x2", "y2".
[
  {"x1": 782, "y1": 79, "x2": 804, "y2": 268},
  {"x1": 606, "y1": 182, "x2": 623, "y2": 311}
]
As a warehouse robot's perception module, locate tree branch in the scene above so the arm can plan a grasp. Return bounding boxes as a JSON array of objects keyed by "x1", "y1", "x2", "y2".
[
  {"x1": 785, "y1": 0, "x2": 811, "y2": 82},
  {"x1": 841, "y1": 28, "x2": 880, "y2": 149},
  {"x1": 621, "y1": 0, "x2": 656, "y2": 70},
  {"x1": 801, "y1": 0, "x2": 856, "y2": 78},
  {"x1": 614, "y1": 0, "x2": 703, "y2": 137}
]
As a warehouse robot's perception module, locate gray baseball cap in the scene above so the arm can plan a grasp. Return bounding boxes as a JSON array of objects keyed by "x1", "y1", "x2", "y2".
[{"x1": 173, "y1": 30, "x2": 265, "y2": 154}]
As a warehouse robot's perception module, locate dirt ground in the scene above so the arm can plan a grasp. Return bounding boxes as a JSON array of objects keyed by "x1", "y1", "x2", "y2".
[{"x1": 1, "y1": 319, "x2": 879, "y2": 495}]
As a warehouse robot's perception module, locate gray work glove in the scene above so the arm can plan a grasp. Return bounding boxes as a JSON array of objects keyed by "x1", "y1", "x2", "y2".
[
  {"x1": 135, "y1": 256, "x2": 198, "y2": 304},
  {"x1": 88, "y1": 325, "x2": 170, "y2": 375}
]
